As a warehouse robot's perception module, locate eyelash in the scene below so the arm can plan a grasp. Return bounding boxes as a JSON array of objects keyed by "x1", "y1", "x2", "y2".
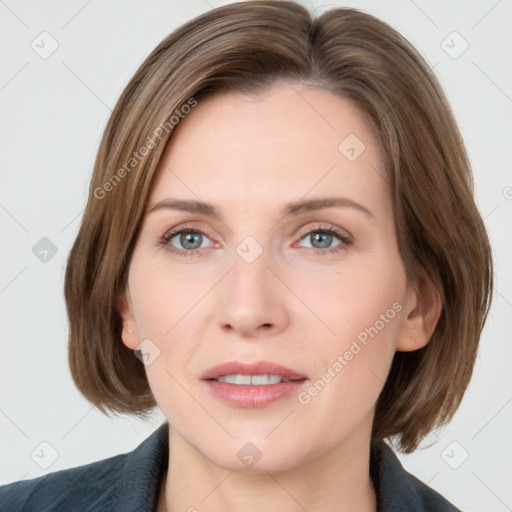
[{"x1": 157, "y1": 223, "x2": 353, "y2": 258}]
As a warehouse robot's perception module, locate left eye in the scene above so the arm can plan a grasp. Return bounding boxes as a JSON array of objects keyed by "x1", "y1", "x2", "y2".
[{"x1": 298, "y1": 229, "x2": 343, "y2": 250}]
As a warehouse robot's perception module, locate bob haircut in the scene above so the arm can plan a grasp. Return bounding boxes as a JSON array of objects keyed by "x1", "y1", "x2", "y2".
[{"x1": 64, "y1": 0, "x2": 493, "y2": 454}]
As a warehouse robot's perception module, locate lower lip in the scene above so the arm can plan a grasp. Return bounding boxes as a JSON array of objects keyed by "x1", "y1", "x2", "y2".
[{"x1": 204, "y1": 379, "x2": 307, "y2": 408}]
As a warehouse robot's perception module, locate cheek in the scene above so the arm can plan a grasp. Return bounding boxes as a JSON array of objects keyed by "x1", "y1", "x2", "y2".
[
  {"x1": 128, "y1": 262, "x2": 209, "y2": 369},
  {"x1": 308, "y1": 254, "x2": 405, "y2": 338},
  {"x1": 296, "y1": 288, "x2": 402, "y2": 436},
  {"x1": 129, "y1": 260, "x2": 202, "y2": 339},
  {"x1": 303, "y1": 251, "x2": 406, "y2": 383},
  {"x1": 127, "y1": 272, "x2": 201, "y2": 410}
]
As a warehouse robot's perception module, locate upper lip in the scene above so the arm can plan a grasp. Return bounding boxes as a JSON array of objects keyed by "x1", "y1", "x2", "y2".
[{"x1": 201, "y1": 361, "x2": 308, "y2": 381}]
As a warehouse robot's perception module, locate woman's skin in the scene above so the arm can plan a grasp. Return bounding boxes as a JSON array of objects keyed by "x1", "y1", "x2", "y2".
[{"x1": 117, "y1": 81, "x2": 440, "y2": 512}]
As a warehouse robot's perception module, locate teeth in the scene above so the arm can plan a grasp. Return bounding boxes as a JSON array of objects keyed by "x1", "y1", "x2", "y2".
[
  {"x1": 215, "y1": 374, "x2": 291, "y2": 385},
  {"x1": 236, "y1": 374, "x2": 251, "y2": 385}
]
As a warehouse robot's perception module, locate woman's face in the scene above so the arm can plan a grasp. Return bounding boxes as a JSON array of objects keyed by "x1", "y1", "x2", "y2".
[{"x1": 119, "y1": 81, "x2": 423, "y2": 472}]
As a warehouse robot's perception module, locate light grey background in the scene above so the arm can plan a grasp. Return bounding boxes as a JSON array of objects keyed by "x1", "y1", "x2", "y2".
[{"x1": 1, "y1": 1, "x2": 511, "y2": 510}]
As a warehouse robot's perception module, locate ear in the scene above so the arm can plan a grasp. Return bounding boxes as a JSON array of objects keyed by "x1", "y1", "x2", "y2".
[
  {"x1": 396, "y1": 278, "x2": 442, "y2": 352},
  {"x1": 116, "y1": 285, "x2": 140, "y2": 350}
]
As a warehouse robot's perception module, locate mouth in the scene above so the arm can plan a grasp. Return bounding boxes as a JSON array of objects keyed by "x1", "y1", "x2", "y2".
[
  {"x1": 214, "y1": 374, "x2": 296, "y2": 385},
  {"x1": 201, "y1": 361, "x2": 308, "y2": 408},
  {"x1": 201, "y1": 360, "x2": 308, "y2": 382}
]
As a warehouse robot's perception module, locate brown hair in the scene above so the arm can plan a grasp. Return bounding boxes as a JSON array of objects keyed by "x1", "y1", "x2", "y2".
[{"x1": 64, "y1": 0, "x2": 493, "y2": 453}]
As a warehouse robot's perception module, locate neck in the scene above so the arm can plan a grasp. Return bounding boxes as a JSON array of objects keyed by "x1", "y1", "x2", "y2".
[{"x1": 158, "y1": 426, "x2": 378, "y2": 512}]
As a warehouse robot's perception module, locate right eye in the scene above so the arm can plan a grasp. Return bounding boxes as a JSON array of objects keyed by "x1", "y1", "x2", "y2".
[{"x1": 159, "y1": 227, "x2": 214, "y2": 257}]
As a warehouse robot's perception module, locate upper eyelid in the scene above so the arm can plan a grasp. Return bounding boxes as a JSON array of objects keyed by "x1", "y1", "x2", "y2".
[{"x1": 297, "y1": 223, "x2": 350, "y2": 237}]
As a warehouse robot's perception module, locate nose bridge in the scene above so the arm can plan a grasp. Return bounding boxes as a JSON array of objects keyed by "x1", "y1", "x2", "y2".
[
  {"x1": 217, "y1": 234, "x2": 287, "y2": 334},
  {"x1": 232, "y1": 239, "x2": 269, "y2": 292}
]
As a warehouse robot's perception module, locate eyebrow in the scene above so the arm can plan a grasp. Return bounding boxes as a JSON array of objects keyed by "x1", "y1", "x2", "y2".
[{"x1": 147, "y1": 196, "x2": 375, "y2": 220}]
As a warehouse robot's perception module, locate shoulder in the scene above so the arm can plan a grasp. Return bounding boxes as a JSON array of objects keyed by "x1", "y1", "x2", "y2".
[
  {"x1": 0, "y1": 451, "x2": 127, "y2": 512},
  {"x1": 371, "y1": 440, "x2": 462, "y2": 512},
  {"x1": 0, "y1": 422, "x2": 169, "y2": 512}
]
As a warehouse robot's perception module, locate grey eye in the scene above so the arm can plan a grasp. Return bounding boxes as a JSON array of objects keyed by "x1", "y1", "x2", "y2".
[
  {"x1": 170, "y1": 231, "x2": 210, "y2": 251},
  {"x1": 300, "y1": 231, "x2": 342, "y2": 250}
]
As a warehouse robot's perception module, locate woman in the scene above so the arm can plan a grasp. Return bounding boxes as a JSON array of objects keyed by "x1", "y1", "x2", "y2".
[{"x1": 0, "y1": 1, "x2": 493, "y2": 511}]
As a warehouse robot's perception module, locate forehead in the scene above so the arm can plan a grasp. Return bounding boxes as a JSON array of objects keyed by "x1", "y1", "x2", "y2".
[{"x1": 148, "y1": 82, "x2": 388, "y2": 217}]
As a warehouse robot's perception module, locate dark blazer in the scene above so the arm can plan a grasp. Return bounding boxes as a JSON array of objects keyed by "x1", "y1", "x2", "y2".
[{"x1": 0, "y1": 421, "x2": 461, "y2": 511}]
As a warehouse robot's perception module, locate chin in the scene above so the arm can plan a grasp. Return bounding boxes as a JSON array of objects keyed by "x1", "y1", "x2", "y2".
[{"x1": 195, "y1": 436, "x2": 307, "y2": 474}]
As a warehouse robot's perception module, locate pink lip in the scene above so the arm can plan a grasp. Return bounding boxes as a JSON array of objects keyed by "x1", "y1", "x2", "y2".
[{"x1": 201, "y1": 361, "x2": 308, "y2": 408}]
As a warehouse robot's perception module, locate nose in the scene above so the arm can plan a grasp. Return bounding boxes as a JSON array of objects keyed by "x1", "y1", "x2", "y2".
[{"x1": 217, "y1": 246, "x2": 289, "y2": 338}]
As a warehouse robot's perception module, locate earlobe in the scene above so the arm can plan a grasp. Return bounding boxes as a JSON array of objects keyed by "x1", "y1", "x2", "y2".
[
  {"x1": 116, "y1": 288, "x2": 140, "y2": 350},
  {"x1": 396, "y1": 279, "x2": 442, "y2": 352}
]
